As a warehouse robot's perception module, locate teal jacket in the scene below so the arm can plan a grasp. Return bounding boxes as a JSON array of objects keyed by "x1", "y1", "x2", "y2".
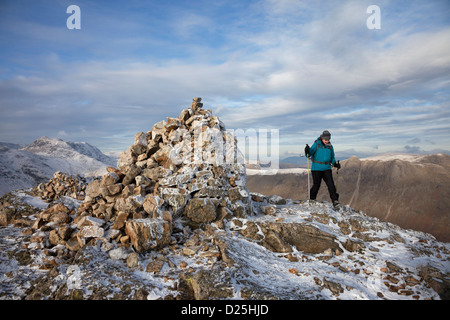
[{"x1": 309, "y1": 138, "x2": 336, "y2": 171}]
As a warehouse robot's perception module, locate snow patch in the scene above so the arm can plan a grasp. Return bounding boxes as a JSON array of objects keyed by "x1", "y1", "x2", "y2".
[
  {"x1": 246, "y1": 168, "x2": 308, "y2": 176},
  {"x1": 361, "y1": 153, "x2": 427, "y2": 162}
]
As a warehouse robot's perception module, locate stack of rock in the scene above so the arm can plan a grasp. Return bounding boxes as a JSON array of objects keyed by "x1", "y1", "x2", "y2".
[
  {"x1": 32, "y1": 171, "x2": 87, "y2": 202},
  {"x1": 78, "y1": 97, "x2": 252, "y2": 252}
]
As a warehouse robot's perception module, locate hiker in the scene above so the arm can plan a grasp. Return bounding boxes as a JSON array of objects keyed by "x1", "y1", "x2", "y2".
[{"x1": 305, "y1": 130, "x2": 341, "y2": 207}]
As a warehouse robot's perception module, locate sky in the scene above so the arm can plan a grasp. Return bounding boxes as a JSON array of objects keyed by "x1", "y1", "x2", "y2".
[{"x1": 0, "y1": 0, "x2": 449, "y2": 160}]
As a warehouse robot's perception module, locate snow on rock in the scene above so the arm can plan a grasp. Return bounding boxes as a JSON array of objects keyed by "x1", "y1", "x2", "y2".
[
  {"x1": 11, "y1": 190, "x2": 49, "y2": 210},
  {"x1": 125, "y1": 218, "x2": 172, "y2": 252}
]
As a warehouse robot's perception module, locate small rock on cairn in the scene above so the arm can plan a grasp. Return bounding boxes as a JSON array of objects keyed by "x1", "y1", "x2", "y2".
[{"x1": 191, "y1": 97, "x2": 203, "y2": 112}]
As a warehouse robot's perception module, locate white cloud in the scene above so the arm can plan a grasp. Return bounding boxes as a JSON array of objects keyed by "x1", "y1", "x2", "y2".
[
  {"x1": 1, "y1": 0, "x2": 449, "y2": 156},
  {"x1": 57, "y1": 130, "x2": 68, "y2": 137}
]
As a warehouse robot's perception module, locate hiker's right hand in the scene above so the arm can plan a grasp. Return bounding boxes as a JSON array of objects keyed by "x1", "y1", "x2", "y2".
[{"x1": 305, "y1": 144, "x2": 310, "y2": 157}]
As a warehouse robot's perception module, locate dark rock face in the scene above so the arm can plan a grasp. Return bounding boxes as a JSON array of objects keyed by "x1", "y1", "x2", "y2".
[{"x1": 240, "y1": 221, "x2": 340, "y2": 254}]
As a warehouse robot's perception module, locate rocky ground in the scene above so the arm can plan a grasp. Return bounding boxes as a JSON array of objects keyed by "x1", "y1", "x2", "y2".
[{"x1": 1, "y1": 187, "x2": 449, "y2": 300}]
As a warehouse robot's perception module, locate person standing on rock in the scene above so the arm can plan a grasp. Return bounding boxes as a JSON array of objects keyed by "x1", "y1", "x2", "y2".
[{"x1": 304, "y1": 130, "x2": 341, "y2": 207}]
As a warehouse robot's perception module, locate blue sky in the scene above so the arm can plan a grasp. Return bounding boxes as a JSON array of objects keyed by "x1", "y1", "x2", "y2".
[{"x1": 1, "y1": 0, "x2": 449, "y2": 159}]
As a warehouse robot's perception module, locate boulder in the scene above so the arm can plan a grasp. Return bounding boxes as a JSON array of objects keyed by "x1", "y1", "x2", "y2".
[
  {"x1": 51, "y1": 212, "x2": 71, "y2": 224},
  {"x1": 122, "y1": 165, "x2": 141, "y2": 185},
  {"x1": 419, "y1": 265, "x2": 450, "y2": 300},
  {"x1": 106, "y1": 183, "x2": 122, "y2": 196},
  {"x1": 269, "y1": 222, "x2": 339, "y2": 254},
  {"x1": 241, "y1": 221, "x2": 339, "y2": 254},
  {"x1": 112, "y1": 211, "x2": 129, "y2": 230},
  {"x1": 101, "y1": 172, "x2": 120, "y2": 186},
  {"x1": 185, "y1": 198, "x2": 217, "y2": 223},
  {"x1": 189, "y1": 269, "x2": 234, "y2": 300},
  {"x1": 76, "y1": 216, "x2": 104, "y2": 229},
  {"x1": 151, "y1": 120, "x2": 167, "y2": 140},
  {"x1": 117, "y1": 149, "x2": 137, "y2": 172},
  {"x1": 85, "y1": 180, "x2": 101, "y2": 200},
  {"x1": 0, "y1": 207, "x2": 15, "y2": 226},
  {"x1": 78, "y1": 225, "x2": 104, "y2": 238},
  {"x1": 125, "y1": 218, "x2": 171, "y2": 253},
  {"x1": 142, "y1": 195, "x2": 164, "y2": 217},
  {"x1": 142, "y1": 167, "x2": 164, "y2": 181},
  {"x1": 126, "y1": 252, "x2": 139, "y2": 268},
  {"x1": 109, "y1": 247, "x2": 130, "y2": 260}
]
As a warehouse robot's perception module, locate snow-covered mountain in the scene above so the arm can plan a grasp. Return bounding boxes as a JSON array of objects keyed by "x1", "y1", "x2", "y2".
[
  {"x1": 0, "y1": 137, "x2": 117, "y2": 196},
  {"x1": 22, "y1": 136, "x2": 114, "y2": 164}
]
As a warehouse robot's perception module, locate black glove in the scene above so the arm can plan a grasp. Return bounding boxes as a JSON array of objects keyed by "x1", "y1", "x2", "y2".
[
  {"x1": 305, "y1": 144, "x2": 310, "y2": 157},
  {"x1": 333, "y1": 160, "x2": 341, "y2": 169}
]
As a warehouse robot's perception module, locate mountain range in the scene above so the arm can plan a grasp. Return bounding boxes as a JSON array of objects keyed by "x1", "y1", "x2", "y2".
[
  {"x1": 246, "y1": 153, "x2": 450, "y2": 242},
  {"x1": 0, "y1": 137, "x2": 116, "y2": 196}
]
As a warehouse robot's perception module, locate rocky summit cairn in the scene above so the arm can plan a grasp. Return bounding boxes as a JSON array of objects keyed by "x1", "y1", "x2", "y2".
[
  {"x1": 80, "y1": 97, "x2": 251, "y2": 252},
  {"x1": 32, "y1": 171, "x2": 87, "y2": 202}
]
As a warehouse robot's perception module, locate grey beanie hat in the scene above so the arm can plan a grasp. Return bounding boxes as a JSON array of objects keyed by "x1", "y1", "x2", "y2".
[{"x1": 320, "y1": 130, "x2": 331, "y2": 140}]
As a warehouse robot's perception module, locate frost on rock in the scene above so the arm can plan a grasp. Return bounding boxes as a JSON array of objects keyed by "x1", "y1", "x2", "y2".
[{"x1": 125, "y1": 218, "x2": 172, "y2": 253}]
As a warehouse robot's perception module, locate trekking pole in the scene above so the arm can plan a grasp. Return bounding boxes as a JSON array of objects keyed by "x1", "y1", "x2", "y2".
[
  {"x1": 335, "y1": 160, "x2": 340, "y2": 193},
  {"x1": 306, "y1": 145, "x2": 310, "y2": 201}
]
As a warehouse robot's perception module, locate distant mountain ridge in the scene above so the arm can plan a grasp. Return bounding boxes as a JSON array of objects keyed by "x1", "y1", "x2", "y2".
[
  {"x1": 22, "y1": 136, "x2": 114, "y2": 164},
  {"x1": 0, "y1": 137, "x2": 116, "y2": 196}
]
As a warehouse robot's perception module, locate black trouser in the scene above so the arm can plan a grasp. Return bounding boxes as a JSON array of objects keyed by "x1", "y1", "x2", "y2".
[{"x1": 310, "y1": 170, "x2": 339, "y2": 202}]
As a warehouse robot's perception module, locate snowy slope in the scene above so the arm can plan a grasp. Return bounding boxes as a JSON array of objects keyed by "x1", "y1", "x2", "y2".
[
  {"x1": 361, "y1": 153, "x2": 428, "y2": 162},
  {"x1": 360, "y1": 152, "x2": 450, "y2": 162},
  {"x1": 226, "y1": 201, "x2": 450, "y2": 300},
  {"x1": 22, "y1": 136, "x2": 114, "y2": 165},
  {"x1": 0, "y1": 137, "x2": 117, "y2": 196},
  {"x1": 0, "y1": 146, "x2": 56, "y2": 196},
  {"x1": 1, "y1": 191, "x2": 448, "y2": 301},
  {"x1": 246, "y1": 168, "x2": 308, "y2": 176}
]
